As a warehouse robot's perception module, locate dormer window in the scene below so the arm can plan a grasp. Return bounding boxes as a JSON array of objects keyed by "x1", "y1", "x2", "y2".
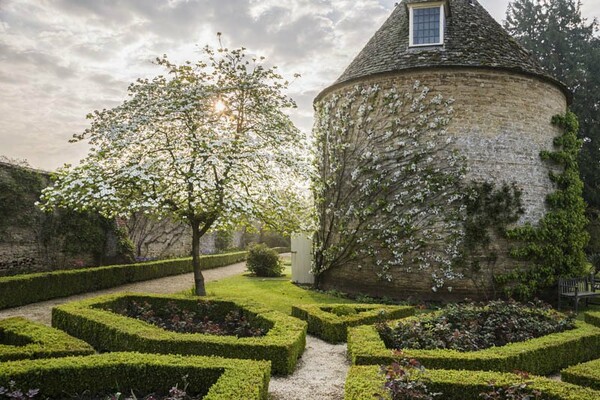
[{"x1": 409, "y1": 2, "x2": 446, "y2": 47}]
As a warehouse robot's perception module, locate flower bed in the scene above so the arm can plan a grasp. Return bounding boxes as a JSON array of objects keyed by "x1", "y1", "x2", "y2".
[
  {"x1": 345, "y1": 365, "x2": 600, "y2": 400},
  {"x1": 585, "y1": 311, "x2": 600, "y2": 327},
  {"x1": 347, "y1": 319, "x2": 600, "y2": 375},
  {"x1": 561, "y1": 358, "x2": 600, "y2": 391},
  {"x1": 291, "y1": 303, "x2": 414, "y2": 343},
  {"x1": 0, "y1": 317, "x2": 94, "y2": 361},
  {"x1": 52, "y1": 293, "x2": 307, "y2": 375},
  {"x1": 0, "y1": 352, "x2": 270, "y2": 400}
]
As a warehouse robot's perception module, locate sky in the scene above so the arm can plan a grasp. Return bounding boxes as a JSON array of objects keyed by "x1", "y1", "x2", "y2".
[{"x1": 0, "y1": 0, "x2": 599, "y2": 171}]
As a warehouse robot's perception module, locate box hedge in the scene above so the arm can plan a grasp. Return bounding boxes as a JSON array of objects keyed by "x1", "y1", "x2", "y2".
[
  {"x1": 345, "y1": 365, "x2": 600, "y2": 400},
  {"x1": 562, "y1": 358, "x2": 600, "y2": 390},
  {"x1": 0, "y1": 317, "x2": 94, "y2": 361},
  {"x1": 52, "y1": 293, "x2": 307, "y2": 375},
  {"x1": 291, "y1": 303, "x2": 414, "y2": 343},
  {"x1": 347, "y1": 320, "x2": 600, "y2": 375},
  {"x1": 0, "y1": 352, "x2": 270, "y2": 400},
  {"x1": 0, "y1": 251, "x2": 249, "y2": 310},
  {"x1": 585, "y1": 311, "x2": 600, "y2": 327}
]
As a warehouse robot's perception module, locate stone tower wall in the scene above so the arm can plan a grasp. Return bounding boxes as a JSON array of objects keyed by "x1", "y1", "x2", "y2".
[{"x1": 317, "y1": 68, "x2": 567, "y2": 301}]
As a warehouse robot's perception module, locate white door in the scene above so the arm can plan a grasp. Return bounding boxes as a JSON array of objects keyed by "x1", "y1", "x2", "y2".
[{"x1": 291, "y1": 233, "x2": 314, "y2": 284}]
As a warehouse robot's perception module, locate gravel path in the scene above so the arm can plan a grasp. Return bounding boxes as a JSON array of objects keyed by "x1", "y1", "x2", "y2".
[
  {"x1": 0, "y1": 260, "x2": 249, "y2": 325},
  {"x1": 269, "y1": 335, "x2": 349, "y2": 400}
]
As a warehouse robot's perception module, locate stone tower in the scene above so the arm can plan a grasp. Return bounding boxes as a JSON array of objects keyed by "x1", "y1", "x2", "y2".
[{"x1": 313, "y1": 0, "x2": 570, "y2": 301}]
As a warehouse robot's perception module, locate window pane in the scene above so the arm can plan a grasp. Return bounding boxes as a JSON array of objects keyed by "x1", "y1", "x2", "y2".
[{"x1": 413, "y1": 7, "x2": 441, "y2": 45}]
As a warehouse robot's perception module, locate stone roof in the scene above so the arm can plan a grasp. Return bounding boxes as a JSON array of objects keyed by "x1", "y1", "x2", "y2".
[{"x1": 317, "y1": 0, "x2": 569, "y2": 100}]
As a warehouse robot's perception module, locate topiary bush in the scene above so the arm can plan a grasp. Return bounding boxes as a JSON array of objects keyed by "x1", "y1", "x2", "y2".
[{"x1": 246, "y1": 244, "x2": 283, "y2": 277}]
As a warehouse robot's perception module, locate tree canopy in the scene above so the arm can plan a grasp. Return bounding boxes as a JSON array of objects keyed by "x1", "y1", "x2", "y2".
[{"x1": 39, "y1": 41, "x2": 312, "y2": 295}]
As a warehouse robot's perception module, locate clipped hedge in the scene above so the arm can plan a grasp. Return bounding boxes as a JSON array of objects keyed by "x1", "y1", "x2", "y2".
[
  {"x1": 562, "y1": 358, "x2": 600, "y2": 390},
  {"x1": 0, "y1": 352, "x2": 270, "y2": 400},
  {"x1": 52, "y1": 293, "x2": 307, "y2": 375},
  {"x1": 585, "y1": 311, "x2": 600, "y2": 327},
  {"x1": 0, "y1": 317, "x2": 94, "y2": 361},
  {"x1": 345, "y1": 365, "x2": 600, "y2": 400},
  {"x1": 347, "y1": 320, "x2": 600, "y2": 375},
  {"x1": 0, "y1": 251, "x2": 248, "y2": 310},
  {"x1": 291, "y1": 303, "x2": 414, "y2": 343}
]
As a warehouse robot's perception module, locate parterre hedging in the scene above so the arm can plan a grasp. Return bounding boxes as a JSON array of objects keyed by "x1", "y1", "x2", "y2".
[
  {"x1": 0, "y1": 317, "x2": 94, "y2": 361},
  {"x1": 52, "y1": 293, "x2": 307, "y2": 375},
  {"x1": 585, "y1": 311, "x2": 600, "y2": 327},
  {"x1": 561, "y1": 358, "x2": 600, "y2": 390},
  {"x1": 0, "y1": 251, "x2": 251, "y2": 310},
  {"x1": 347, "y1": 320, "x2": 600, "y2": 375},
  {"x1": 345, "y1": 366, "x2": 600, "y2": 400},
  {"x1": 291, "y1": 304, "x2": 414, "y2": 343},
  {"x1": 0, "y1": 352, "x2": 270, "y2": 400}
]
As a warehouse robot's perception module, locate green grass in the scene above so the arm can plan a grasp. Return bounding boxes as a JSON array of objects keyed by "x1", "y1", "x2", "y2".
[{"x1": 201, "y1": 266, "x2": 355, "y2": 315}]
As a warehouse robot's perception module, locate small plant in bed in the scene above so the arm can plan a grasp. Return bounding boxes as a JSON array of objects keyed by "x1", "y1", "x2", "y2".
[
  {"x1": 377, "y1": 300, "x2": 575, "y2": 352},
  {"x1": 378, "y1": 356, "x2": 440, "y2": 400},
  {"x1": 109, "y1": 300, "x2": 266, "y2": 338}
]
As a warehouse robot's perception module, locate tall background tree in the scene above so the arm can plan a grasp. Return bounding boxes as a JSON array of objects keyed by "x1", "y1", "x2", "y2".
[
  {"x1": 39, "y1": 41, "x2": 311, "y2": 296},
  {"x1": 505, "y1": 0, "x2": 600, "y2": 258}
]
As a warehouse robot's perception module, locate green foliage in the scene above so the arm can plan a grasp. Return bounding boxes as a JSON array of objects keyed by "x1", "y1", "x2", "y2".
[
  {"x1": 51, "y1": 293, "x2": 307, "y2": 375},
  {"x1": 347, "y1": 320, "x2": 600, "y2": 375},
  {"x1": 291, "y1": 303, "x2": 414, "y2": 344},
  {"x1": 584, "y1": 311, "x2": 600, "y2": 327},
  {"x1": 380, "y1": 358, "x2": 440, "y2": 400},
  {"x1": 561, "y1": 357, "x2": 600, "y2": 391},
  {"x1": 0, "y1": 251, "x2": 248, "y2": 310},
  {"x1": 345, "y1": 366, "x2": 600, "y2": 400},
  {"x1": 246, "y1": 244, "x2": 283, "y2": 277},
  {"x1": 0, "y1": 317, "x2": 93, "y2": 361},
  {"x1": 501, "y1": 112, "x2": 589, "y2": 299},
  {"x1": 214, "y1": 230, "x2": 232, "y2": 252},
  {"x1": 377, "y1": 301, "x2": 575, "y2": 352},
  {"x1": 0, "y1": 352, "x2": 270, "y2": 400},
  {"x1": 0, "y1": 164, "x2": 43, "y2": 236}
]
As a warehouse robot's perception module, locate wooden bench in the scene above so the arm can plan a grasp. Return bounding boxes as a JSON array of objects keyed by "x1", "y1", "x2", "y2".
[{"x1": 558, "y1": 275, "x2": 600, "y2": 313}]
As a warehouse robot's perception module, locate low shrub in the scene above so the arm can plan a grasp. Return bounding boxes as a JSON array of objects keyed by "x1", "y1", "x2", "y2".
[
  {"x1": 377, "y1": 301, "x2": 575, "y2": 352},
  {"x1": 585, "y1": 311, "x2": 600, "y2": 328},
  {"x1": 246, "y1": 244, "x2": 283, "y2": 277},
  {"x1": 0, "y1": 352, "x2": 270, "y2": 400},
  {"x1": 379, "y1": 358, "x2": 441, "y2": 400},
  {"x1": 52, "y1": 293, "x2": 307, "y2": 375},
  {"x1": 291, "y1": 304, "x2": 414, "y2": 343},
  {"x1": 345, "y1": 366, "x2": 600, "y2": 400},
  {"x1": 561, "y1": 357, "x2": 600, "y2": 390},
  {"x1": 0, "y1": 317, "x2": 94, "y2": 361},
  {"x1": 0, "y1": 251, "x2": 248, "y2": 310},
  {"x1": 347, "y1": 319, "x2": 600, "y2": 375}
]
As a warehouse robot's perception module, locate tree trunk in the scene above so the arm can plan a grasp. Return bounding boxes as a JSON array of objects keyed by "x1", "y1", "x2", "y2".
[{"x1": 192, "y1": 221, "x2": 206, "y2": 296}]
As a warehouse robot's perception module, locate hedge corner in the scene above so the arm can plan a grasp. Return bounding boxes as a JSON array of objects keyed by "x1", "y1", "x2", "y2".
[
  {"x1": 584, "y1": 311, "x2": 600, "y2": 328},
  {"x1": 0, "y1": 317, "x2": 94, "y2": 361},
  {"x1": 347, "y1": 319, "x2": 600, "y2": 375},
  {"x1": 291, "y1": 303, "x2": 414, "y2": 343},
  {"x1": 51, "y1": 293, "x2": 307, "y2": 375},
  {"x1": 562, "y1": 357, "x2": 600, "y2": 391}
]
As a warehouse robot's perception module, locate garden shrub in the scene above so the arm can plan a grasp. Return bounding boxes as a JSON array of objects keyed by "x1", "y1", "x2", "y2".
[
  {"x1": 585, "y1": 311, "x2": 600, "y2": 327},
  {"x1": 52, "y1": 293, "x2": 307, "y2": 375},
  {"x1": 246, "y1": 244, "x2": 283, "y2": 277},
  {"x1": 347, "y1": 319, "x2": 600, "y2": 375},
  {"x1": 291, "y1": 303, "x2": 414, "y2": 343},
  {"x1": 379, "y1": 358, "x2": 440, "y2": 399},
  {"x1": 561, "y1": 358, "x2": 600, "y2": 390},
  {"x1": 0, "y1": 251, "x2": 248, "y2": 310},
  {"x1": 345, "y1": 366, "x2": 600, "y2": 400},
  {"x1": 0, "y1": 317, "x2": 93, "y2": 361},
  {"x1": 377, "y1": 301, "x2": 575, "y2": 352},
  {"x1": 0, "y1": 352, "x2": 270, "y2": 400}
]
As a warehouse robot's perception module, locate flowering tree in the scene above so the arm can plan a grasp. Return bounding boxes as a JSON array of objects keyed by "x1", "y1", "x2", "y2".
[
  {"x1": 313, "y1": 82, "x2": 467, "y2": 290},
  {"x1": 39, "y1": 42, "x2": 311, "y2": 295}
]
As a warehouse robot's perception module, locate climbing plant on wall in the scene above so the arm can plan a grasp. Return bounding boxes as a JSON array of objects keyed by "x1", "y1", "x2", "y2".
[{"x1": 313, "y1": 82, "x2": 467, "y2": 290}]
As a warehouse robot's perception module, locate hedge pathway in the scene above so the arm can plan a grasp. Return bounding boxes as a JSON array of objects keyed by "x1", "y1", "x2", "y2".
[{"x1": 0, "y1": 255, "x2": 350, "y2": 400}]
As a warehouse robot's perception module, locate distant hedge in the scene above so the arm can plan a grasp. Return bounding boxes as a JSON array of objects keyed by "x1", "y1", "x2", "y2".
[
  {"x1": 52, "y1": 293, "x2": 307, "y2": 375},
  {"x1": 0, "y1": 317, "x2": 93, "y2": 361},
  {"x1": 0, "y1": 352, "x2": 270, "y2": 400},
  {"x1": 345, "y1": 366, "x2": 600, "y2": 400},
  {"x1": 347, "y1": 320, "x2": 600, "y2": 375},
  {"x1": 585, "y1": 311, "x2": 600, "y2": 327},
  {"x1": 291, "y1": 303, "x2": 414, "y2": 343},
  {"x1": 0, "y1": 251, "x2": 254, "y2": 310}
]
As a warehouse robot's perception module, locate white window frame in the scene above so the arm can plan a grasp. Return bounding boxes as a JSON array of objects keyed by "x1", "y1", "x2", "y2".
[{"x1": 408, "y1": 2, "x2": 446, "y2": 47}]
